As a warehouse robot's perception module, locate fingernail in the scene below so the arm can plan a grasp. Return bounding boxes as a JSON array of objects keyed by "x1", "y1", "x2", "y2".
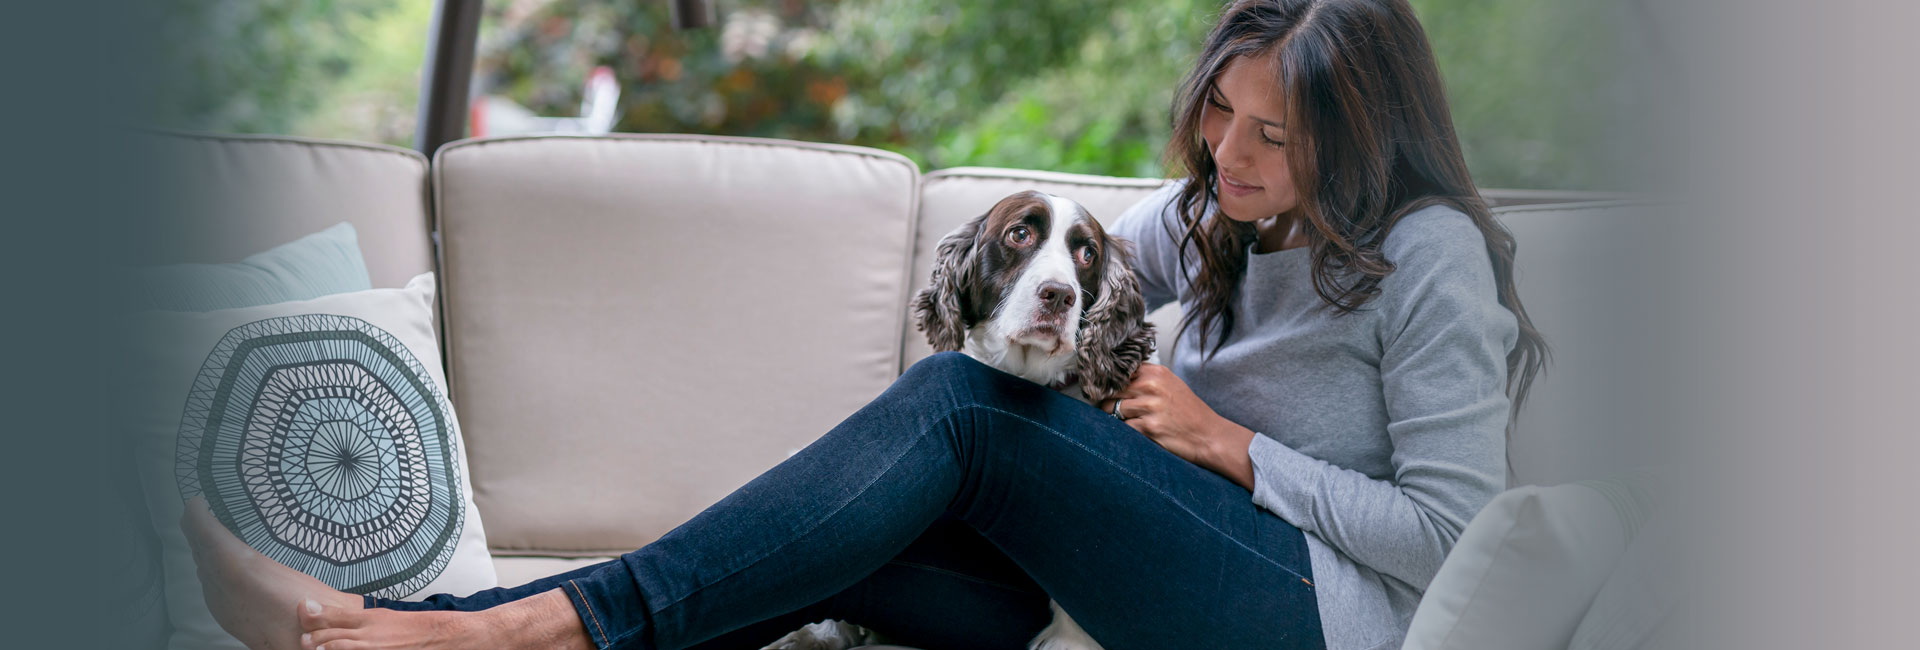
[
  {"x1": 301, "y1": 633, "x2": 310, "y2": 647},
  {"x1": 304, "y1": 598, "x2": 322, "y2": 616}
]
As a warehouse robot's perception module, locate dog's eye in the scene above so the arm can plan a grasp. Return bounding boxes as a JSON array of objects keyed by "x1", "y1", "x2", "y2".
[
  {"x1": 1074, "y1": 245, "x2": 1097, "y2": 266},
  {"x1": 1007, "y1": 226, "x2": 1033, "y2": 245}
]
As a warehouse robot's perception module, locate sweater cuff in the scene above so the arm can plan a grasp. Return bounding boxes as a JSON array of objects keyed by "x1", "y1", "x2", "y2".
[{"x1": 1248, "y1": 433, "x2": 1325, "y2": 533}]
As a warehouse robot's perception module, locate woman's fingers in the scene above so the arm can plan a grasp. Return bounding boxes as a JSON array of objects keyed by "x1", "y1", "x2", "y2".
[{"x1": 1099, "y1": 395, "x2": 1163, "y2": 424}]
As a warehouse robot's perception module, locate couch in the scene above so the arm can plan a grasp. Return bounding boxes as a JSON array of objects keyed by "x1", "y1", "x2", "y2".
[{"x1": 148, "y1": 130, "x2": 1668, "y2": 647}]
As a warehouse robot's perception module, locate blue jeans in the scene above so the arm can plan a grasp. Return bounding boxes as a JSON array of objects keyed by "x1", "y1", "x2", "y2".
[{"x1": 372, "y1": 353, "x2": 1323, "y2": 650}]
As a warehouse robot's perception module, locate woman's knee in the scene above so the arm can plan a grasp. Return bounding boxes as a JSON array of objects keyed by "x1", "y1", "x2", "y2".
[{"x1": 898, "y1": 351, "x2": 1001, "y2": 394}]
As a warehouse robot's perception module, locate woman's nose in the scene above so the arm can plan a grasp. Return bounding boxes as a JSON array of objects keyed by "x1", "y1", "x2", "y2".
[{"x1": 1212, "y1": 126, "x2": 1254, "y2": 170}]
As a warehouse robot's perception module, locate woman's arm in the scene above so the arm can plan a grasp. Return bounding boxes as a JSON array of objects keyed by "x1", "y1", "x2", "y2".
[
  {"x1": 1107, "y1": 211, "x2": 1515, "y2": 590},
  {"x1": 1247, "y1": 215, "x2": 1516, "y2": 589}
]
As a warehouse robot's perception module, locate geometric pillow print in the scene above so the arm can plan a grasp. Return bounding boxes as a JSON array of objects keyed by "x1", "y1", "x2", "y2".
[{"x1": 174, "y1": 314, "x2": 463, "y2": 599}]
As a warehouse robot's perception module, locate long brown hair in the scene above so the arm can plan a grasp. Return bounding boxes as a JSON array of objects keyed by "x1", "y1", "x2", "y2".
[{"x1": 1167, "y1": 0, "x2": 1548, "y2": 422}]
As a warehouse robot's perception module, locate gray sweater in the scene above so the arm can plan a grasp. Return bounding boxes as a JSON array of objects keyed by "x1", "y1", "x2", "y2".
[{"x1": 1109, "y1": 184, "x2": 1515, "y2": 650}]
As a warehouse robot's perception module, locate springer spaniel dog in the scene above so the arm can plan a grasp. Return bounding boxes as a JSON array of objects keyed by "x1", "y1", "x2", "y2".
[
  {"x1": 915, "y1": 190, "x2": 1157, "y2": 407},
  {"x1": 764, "y1": 191, "x2": 1150, "y2": 650},
  {"x1": 920, "y1": 190, "x2": 1154, "y2": 650}
]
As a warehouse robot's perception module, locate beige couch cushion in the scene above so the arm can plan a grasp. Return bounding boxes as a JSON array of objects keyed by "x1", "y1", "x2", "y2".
[
  {"x1": 905, "y1": 168, "x2": 1175, "y2": 371},
  {"x1": 493, "y1": 555, "x2": 616, "y2": 590},
  {"x1": 137, "y1": 132, "x2": 435, "y2": 288},
  {"x1": 435, "y1": 135, "x2": 920, "y2": 555}
]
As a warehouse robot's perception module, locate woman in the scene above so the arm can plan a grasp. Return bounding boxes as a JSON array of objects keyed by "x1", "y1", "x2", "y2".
[{"x1": 186, "y1": 1, "x2": 1545, "y2": 649}]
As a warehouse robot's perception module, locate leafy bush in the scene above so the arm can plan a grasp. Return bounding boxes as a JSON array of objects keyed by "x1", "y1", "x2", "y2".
[{"x1": 158, "y1": 0, "x2": 1650, "y2": 190}]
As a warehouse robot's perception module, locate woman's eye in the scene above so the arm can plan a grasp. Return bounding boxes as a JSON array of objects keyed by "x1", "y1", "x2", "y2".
[
  {"x1": 1008, "y1": 226, "x2": 1032, "y2": 244},
  {"x1": 1261, "y1": 132, "x2": 1285, "y2": 147},
  {"x1": 1208, "y1": 94, "x2": 1231, "y2": 113}
]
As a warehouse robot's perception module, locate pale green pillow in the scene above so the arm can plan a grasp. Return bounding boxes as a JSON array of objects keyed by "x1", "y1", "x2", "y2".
[{"x1": 133, "y1": 222, "x2": 372, "y2": 311}]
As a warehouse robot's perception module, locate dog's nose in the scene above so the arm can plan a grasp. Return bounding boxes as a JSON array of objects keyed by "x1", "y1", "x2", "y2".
[{"x1": 1037, "y1": 281, "x2": 1075, "y2": 312}]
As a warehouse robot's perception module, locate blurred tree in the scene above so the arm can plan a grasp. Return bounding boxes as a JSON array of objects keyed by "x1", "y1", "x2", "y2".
[
  {"x1": 157, "y1": 0, "x2": 1650, "y2": 190},
  {"x1": 155, "y1": 0, "x2": 424, "y2": 141}
]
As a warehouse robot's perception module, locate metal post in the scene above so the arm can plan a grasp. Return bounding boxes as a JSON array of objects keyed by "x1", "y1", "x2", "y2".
[
  {"x1": 414, "y1": 0, "x2": 485, "y2": 156},
  {"x1": 414, "y1": 1, "x2": 715, "y2": 155},
  {"x1": 672, "y1": 0, "x2": 715, "y2": 29}
]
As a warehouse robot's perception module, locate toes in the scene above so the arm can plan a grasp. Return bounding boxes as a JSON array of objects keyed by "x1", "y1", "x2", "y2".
[
  {"x1": 298, "y1": 598, "x2": 365, "y2": 632},
  {"x1": 302, "y1": 628, "x2": 357, "y2": 650}
]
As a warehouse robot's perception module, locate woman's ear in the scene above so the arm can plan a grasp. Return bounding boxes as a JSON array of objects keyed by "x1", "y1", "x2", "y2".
[
  {"x1": 913, "y1": 214, "x2": 986, "y2": 352},
  {"x1": 1077, "y1": 239, "x2": 1157, "y2": 402}
]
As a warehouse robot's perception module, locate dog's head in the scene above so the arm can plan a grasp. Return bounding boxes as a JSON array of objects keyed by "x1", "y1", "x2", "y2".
[{"x1": 913, "y1": 190, "x2": 1155, "y2": 402}]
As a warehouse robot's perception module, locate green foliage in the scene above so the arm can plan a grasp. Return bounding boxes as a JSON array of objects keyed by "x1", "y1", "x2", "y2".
[
  {"x1": 155, "y1": 0, "x2": 425, "y2": 140},
  {"x1": 156, "y1": 0, "x2": 1649, "y2": 190},
  {"x1": 1409, "y1": 0, "x2": 1645, "y2": 190}
]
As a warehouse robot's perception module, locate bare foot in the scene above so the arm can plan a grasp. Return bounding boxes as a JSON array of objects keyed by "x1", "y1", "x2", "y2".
[
  {"x1": 181, "y1": 496, "x2": 364, "y2": 650},
  {"x1": 296, "y1": 589, "x2": 593, "y2": 650},
  {"x1": 295, "y1": 602, "x2": 482, "y2": 650}
]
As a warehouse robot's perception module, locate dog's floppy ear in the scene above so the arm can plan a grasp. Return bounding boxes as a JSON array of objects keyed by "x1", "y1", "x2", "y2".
[
  {"x1": 914, "y1": 214, "x2": 987, "y2": 352},
  {"x1": 1077, "y1": 237, "x2": 1156, "y2": 402}
]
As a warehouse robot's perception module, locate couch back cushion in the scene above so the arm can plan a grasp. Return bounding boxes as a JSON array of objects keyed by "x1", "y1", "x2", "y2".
[
  {"x1": 434, "y1": 135, "x2": 919, "y2": 554},
  {"x1": 905, "y1": 168, "x2": 1176, "y2": 371},
  {"x1": 137, "y1": 132, "x2": 435, "y2": 288},
  {"x1": 1494, "y1": 200, "x2": 1680, "y2": 487}
]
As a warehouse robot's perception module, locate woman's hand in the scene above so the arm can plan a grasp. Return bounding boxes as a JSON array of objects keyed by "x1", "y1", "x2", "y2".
[{"x1": 1098, "y1": 363, "x2": 1259, "y2": 491}]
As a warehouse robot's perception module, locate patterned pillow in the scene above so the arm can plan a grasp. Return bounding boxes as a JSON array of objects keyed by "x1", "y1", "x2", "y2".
[{"x1": 132, "y1": 273, "x2": 495, "y2": 650}]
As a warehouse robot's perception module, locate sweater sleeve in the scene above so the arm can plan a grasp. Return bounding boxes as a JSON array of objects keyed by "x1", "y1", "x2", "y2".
[
  {"x1": 1104, "y1": 182, "x2": 1185, "y2": 312},
  {"x1": 1246, "y1": 208, "x2": 1516, "y2": 590}
]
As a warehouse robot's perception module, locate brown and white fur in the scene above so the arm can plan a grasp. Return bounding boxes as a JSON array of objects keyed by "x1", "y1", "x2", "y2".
[
  {"x1": 916, "y1": 190, "x2": 1155, "y2": 650},
  {"x1": 761, "y1": 191, "x2": 1152, "y2": 650}
]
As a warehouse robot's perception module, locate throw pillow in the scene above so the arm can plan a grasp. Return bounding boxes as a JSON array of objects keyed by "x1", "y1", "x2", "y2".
[
  {"x1": 131, "y1": 222, "x2": 372, "y2": 312},
  {"x1": 131, "y1": 273, "x2": 495, "y2": 650},
  {"x1": 1401, "y1": 480, "x2": 1654, "y2": 650},
  {"x1": 1568, "y1": 496, "x2": 1691, "y2": 650}
]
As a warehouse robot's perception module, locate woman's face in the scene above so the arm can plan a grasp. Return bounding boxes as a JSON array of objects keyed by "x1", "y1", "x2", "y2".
[{"x1": 1199, "y1": 55, "x2": 1299, "y2": 223}]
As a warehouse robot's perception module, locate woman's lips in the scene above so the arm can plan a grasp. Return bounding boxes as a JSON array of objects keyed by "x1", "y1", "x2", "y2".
[{"x1": 1219, "y1": 171, "x2": 1262, "y2": 197}]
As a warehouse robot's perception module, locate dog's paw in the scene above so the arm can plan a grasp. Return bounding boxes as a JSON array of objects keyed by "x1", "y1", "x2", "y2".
[
  {"x1": 759, "y1": 619, "x2": 884, "y2": 650},
  {"x1": 1026, "y1": 602, "x2": 1105, "y2": 650},
  {"x1": 1028, "y1": 630, "x2": 1104, "y2": 650}
]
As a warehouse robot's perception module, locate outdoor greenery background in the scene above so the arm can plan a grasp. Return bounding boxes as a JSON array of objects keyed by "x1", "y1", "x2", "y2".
[{"x1": 157, "y1": 0, "x2": 1655, "y2": 190}]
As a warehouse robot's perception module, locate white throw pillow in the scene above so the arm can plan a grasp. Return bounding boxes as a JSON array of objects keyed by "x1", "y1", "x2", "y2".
[
  {"x1": 1401, "y1": 482, "x2": 1646, "y2": 650},
  {"x1": 131, "y1": 273, "x2": 496, "y2": 650},
  {"x1": 1568, "y1": 503, "x2": 1690, "y2": 650}
]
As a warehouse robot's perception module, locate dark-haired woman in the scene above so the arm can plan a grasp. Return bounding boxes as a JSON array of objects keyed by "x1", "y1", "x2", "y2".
[{"x1": 186, "y1": 1, "x2": 1545, "y2": 649}]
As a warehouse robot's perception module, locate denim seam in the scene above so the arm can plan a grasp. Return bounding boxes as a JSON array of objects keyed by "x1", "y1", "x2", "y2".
[
  {"x1": 640, "y1": 414, "x2": 955, "y2": 623},
  {"x1": 567, "y1": 579, "x2": 613, "y2": 649},
  {"x1": 970, "y1": 404, "x2": 1317, "y2": 586}
]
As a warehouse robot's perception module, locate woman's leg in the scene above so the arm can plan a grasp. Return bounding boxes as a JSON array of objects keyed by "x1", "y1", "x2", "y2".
[
  {"x1": 203, "y1": 352, "x2": 1321, "y2": 650},
  {"x1": 377, "y1": 512, "x2": 1053, "y2": 650},
  {"x1": 677, "y1": 513, "x2": 1052, "y2": 650}
]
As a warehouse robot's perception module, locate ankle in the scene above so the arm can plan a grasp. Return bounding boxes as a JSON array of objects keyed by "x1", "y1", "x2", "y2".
[{"x1": 484, "y1": 589, "x2": 596, "y2": 650}]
